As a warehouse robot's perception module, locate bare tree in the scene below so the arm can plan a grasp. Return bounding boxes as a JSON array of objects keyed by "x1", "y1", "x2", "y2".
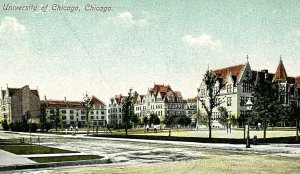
[
  {"x1": 83, "y1": 93, "x2": 94, "y2": 135},
  {"x1": 199, "y1": 70, "x2": 223, "y2": 139}
]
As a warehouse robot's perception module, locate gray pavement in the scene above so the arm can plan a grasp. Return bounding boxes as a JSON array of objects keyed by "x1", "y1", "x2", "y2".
[
  {"x1": 0, "y1": 130, "x2": 300, "y2": 170},
  {"x1": 0, "y1": 149, "x2": 36, "y2": 166}
]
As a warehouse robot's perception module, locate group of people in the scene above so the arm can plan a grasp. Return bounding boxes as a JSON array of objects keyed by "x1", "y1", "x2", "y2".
[{"x1": 69, "y1": 125, "x2": 79, "y2": 132}]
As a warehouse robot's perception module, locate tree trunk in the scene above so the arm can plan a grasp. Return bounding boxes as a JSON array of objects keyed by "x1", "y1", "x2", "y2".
[
  {"x1": 86, "y1": 113, "x2": 90, "y2": 135},
  {"x1": 271, "y1": 123, "x2": 273, "y2": 131},
  {"x1": 243, "y1": 122, "x2": 246, "y2": 140},
  {"x1": 226, "y1": 123, "x2": 228, "y2": 134},
  {"x1": 296, "y1": 119, "x2": 299, "y2": 142},
  {"x1": 125, "y1": 123, "x2": 128, "y2": 136},
  {"x1": 208, "y1": 115, "x2": 212, "y2": 139},
  {"x1": 263, "y1": 121, "x2": 267, "y2": 141}
]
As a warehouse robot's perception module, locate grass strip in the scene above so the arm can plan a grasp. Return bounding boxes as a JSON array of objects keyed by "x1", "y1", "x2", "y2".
[
  {"x1": 0, "y1": 145, "x2": 77, "y2": 154},
  {"x1": 29, "y1": 155, "x2": 103, "y2": 163}
]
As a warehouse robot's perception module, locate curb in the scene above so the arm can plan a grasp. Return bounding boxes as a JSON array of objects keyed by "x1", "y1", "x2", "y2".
[{"x1": 0, "y1": 158, "x2": 112, "y2": 171}]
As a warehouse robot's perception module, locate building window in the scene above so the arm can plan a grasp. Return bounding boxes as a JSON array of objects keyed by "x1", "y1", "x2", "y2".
[
  {"x1": 227, "y1": 97, "x2": 232, "y2": 106},
  {"x1": 242, "y1": 81, "x2": 252, "y2": 93},
  {"x1": 227, "y1": 84, "x2": 232, "y2": 93},
  {"x1": 240, "y1": 96, "x2": 245, "y2": 106}
]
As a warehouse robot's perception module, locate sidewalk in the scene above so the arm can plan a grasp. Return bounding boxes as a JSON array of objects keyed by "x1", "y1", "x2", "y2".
[
  {"x1": 0, "y1": 149, "x2": 36, "y2": 166},
  {"x1": 3, "y1": 131, "x2": 300, "y2": 155}
]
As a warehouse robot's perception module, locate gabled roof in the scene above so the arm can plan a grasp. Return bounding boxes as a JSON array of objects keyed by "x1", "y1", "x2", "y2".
[
  {"x1": 148, "y1": 84, "x2": 182, "y2": 102},
  {"x1": 273, "y1": 59, "x2": 288, "y2": 81},
  {"x1": 91, "y1": 95, "x2": 106, "y2": 106},
  {"x1": 213, "y1": 64, "x2": 244, "y2": 85},
  {"x1": 110, "y1": 94, "x2": 124, "y2": 104},
  {"x1": 6, "y1": 86, "x2": 39, "y2": 98}
]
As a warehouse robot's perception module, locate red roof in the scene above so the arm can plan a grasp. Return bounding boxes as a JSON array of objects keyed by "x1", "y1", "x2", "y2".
[
  {"x1": 274, "y1": 59, "x2": 288, "y2": 81},
  {"x1": 91, "y1": 95, "x2": 106, "y2": 106},
  {"x1": 213, "y1": 64, "x2": 244, "y2": 83},
  {"x1": 46, "y1": 99, "x2": 82, "y2": 108},
  {"x1": 110, "y1": 94, "x2": 124, "y2": 104}
]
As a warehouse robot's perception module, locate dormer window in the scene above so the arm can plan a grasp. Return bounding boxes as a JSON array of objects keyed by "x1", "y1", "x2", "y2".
[{"x1": 227, "y1": 84, "x2": 232, "y2": 93}]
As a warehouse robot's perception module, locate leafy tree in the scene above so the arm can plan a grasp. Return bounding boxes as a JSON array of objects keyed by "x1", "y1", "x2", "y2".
[
  {"x1": 218, "y1": 107, "x2": 237, "y2": 133},
  {"x1": 131, "y1": 114, "x2": 139, "y2": 128},
  {"x1": 176, "y1": 115, "x2": 191, "y2": 127},
  {"x1": 149, "y1": 114, "x2": 161, "y2": 125},
  {"x1": 252, "y1": 75, "x2": 282, "y2": 140},
  {"x1": 199, "y1": 70, "x2": 223, "y2": 139},
  {"x1": 40, "y1": 101, "x2": 47, "y2": 132},
  {"x1": 24, "y1": 111, "x2": 32, "y2": 133},
  {"x1": 143, "y1": 116, "x2": 149, "y2": 131},
  {"x1": 143, "y1": 116, "x2": 149, "y2": 125},
  {"x1": 163, "y1": 114, "x2": 174, "y2": 127},
  {"x1": 54, "y1": 108, "x2": 61, "y2": 133},
  {"x1": 285, "y1": 103, "x2": 300, "y2": 142},
  {"x1": 1, "y1": 119, "x2": 9, "y2": 130},
  {"x1": 122, "y1": 88, "x2": 135, "y2": 136}
]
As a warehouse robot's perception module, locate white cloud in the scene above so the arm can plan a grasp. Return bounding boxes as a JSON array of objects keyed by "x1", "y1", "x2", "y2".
[
  {"x1": 183, "y1": 34, "x2": 222, "y2": 49},
  {"x1": 0, "y1": 16, "x2": 26, "y2": 34},
  {"x1": 114, "y1": 11, "x2": 148, "y2": 27}
]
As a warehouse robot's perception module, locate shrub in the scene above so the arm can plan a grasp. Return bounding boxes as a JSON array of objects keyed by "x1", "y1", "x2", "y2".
[
  {"x1": 30, "y1": 123, "x2": 38, "y2": 132},
  {"x1": 1, "y1": 120, "x2": 10, "y2": 130}
]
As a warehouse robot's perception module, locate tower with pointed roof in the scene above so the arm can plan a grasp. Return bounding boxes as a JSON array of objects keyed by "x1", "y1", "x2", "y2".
[
  {"x1": 273, "y1": 57, "x2": 288, "y2": 82},
  {"x1": 197, "y1": 56, "x2": 300, "y2": 128}
]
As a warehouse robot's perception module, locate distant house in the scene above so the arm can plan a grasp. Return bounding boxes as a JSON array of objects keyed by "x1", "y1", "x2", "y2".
[
  {"x1": 184, "y1": 98, "x2": 197, "y2": 119},
  {"x1": 43, "y1": 96, "x2": 106, "y2": 128},
  {"x1": 197, "y1": 58, "x2": 300, "y2": 127},
  {"x1": 108, "y1": 94, "x2": 125, "y2": 126},
  {"x1": 0, "y1": 85, "x2": 40, "y2": 124},
  {"x1": 134, "y1": 84, "x2": 186, "y2": 122}
]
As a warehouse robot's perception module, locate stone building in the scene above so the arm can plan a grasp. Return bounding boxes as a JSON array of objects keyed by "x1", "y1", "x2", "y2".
[
  {"x1": 197, "y1": 58, "x2": 300, "y2": 127},
  {"x1": 0, "y1": 85, "x2": 40, "y2": 124},
  {"x1": 44, "y1": 96, "x2": 106, "y2": 128},
  {"x1": 107, "y1": 91, "x2": 139, "y2": 127},
  {"x1": 108, "y1": 94, "x2": 124, "y2": 126},
  {"x1": 134, "y1": 84, "x2": 186, "y2": 122}
]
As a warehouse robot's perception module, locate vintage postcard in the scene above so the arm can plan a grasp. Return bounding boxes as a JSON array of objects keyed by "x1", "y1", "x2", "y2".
[{"x1": 0, "y1": 0, "x2": 300, "y2": 173}]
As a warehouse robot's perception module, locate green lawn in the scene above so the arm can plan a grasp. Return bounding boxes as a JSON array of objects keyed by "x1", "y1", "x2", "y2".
[
  {"x1": 29, "y1": 155, "x2": 103, "y2": 163},
  {"x1": 0, "y1": 145, "x2": 77, "y2": 154}
]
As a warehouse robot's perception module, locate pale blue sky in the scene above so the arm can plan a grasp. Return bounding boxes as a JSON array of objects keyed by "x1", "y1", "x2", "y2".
[{"x1": 1, "y1": 0, "x2": 300, "y2": 103}]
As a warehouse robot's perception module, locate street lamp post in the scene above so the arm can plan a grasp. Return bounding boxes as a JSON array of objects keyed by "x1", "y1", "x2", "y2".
[{"x1": 245, "y1": 98, "x2": 253, "y2": 148}]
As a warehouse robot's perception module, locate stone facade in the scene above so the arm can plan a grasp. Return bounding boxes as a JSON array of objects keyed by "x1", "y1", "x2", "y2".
[
  {"x1": 197, "y1": 58, "x2": 300, "y2": 127},
  {"x1": 108, "y1": 94, "x2": 124, "y2": 126},
  {"x1": 0, "y1": 85, "x2": 40, "y2": 124},
  {"x1": 134, "y1": 84, "x2": 187, "y2": 122}
]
